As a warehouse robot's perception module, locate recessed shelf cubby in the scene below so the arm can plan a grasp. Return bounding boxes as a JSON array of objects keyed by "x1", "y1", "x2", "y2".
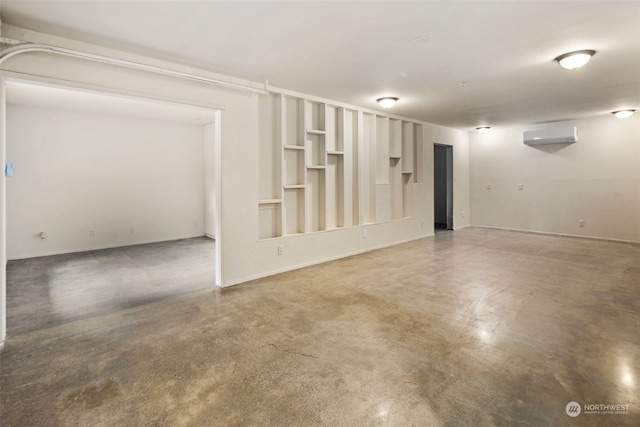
[
  {"x1": 283, "y1": 188, "x2": 305, "y2": 235},
  {"x1": 284, "y1": 96, "x2": 304, "y2": 147},
  {"x1": 306, "y1": 168, "x2": 326, "y2": 232},
  {"x1": 259, "y1": 201, "x2": 282, "y2": 239},
  {"x1": 306, "y1": 132, "x2": 326, "y2": 167},
  {"x1": 389, "y1": 119, "x2": 402, "y2": 159},
  {"x1": 305, "y1": 101, "x2": 325, "y2": 132},
  {"x1": 284, "y1": 147, "x2": 305, "y2": 186},
  {"x1": 402, "y1": 122, "x2": 414, "y2": 173}
]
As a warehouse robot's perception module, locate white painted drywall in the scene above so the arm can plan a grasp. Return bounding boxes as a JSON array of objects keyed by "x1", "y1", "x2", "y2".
[
  {"x1": 470, "y1": 116, "x2": 640, "y2": 242},
  {"x1": 6, "y1": 104, "x2": 206, "y2": 259},
  {"x1": 203, "y1": 122, "x2": 216, "y2": 238}
]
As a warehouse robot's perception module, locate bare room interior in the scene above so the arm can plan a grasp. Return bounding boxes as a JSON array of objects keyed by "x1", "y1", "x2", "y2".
[{"x1": 0, "y1": 1, "x2": 638, "y2": 426}]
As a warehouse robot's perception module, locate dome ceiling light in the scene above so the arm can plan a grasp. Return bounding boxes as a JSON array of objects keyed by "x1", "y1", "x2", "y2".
[
  {"x1": 377, "y1": 97, "x2": 399, "y2": 108},
  {"x1": 554, "y1": 50, "x2": 596, "y2": 70},
  {"x1": 612, "y1": 110, "x2": 635, "y2": 119},
  {"x1": 476, "y1": 127, "x2": 491, "y2": 134}
]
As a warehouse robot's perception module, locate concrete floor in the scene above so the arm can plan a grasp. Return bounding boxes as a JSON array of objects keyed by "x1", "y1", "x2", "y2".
[{"x1": 1, "y1": 229, "x2": 638, "y2": 426}]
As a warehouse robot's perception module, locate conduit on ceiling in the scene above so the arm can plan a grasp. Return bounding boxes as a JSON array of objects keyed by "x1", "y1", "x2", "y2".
[{"x1": 0, "y1": 39, "x2": 270, "y2": 95}]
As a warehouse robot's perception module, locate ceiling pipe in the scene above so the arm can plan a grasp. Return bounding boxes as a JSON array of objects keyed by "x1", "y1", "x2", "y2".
[{"x1": 0, "y1": 40, "x2": 270, "y2": 95}]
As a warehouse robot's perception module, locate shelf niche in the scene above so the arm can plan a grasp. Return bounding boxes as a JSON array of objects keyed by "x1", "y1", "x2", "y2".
[
  {"x1": 283, "y1": 188, "x2": 305, "y2": 235},
  {"x1": 305, "y1": 100, "x2": 325, "y2": 133},
  {"x1": 258, "y1": 94, "x2": 283, "y2": 239},
  {"x1": 389, "y1": 119, "x2": 402, "y2": 159},
  {"x1": 284, "y1": 147, "x2": 305, "y2": 186},
  {"x1": 413, "y1": 124, "x2": 424, "y2": 183},
  {"x1": 284, "y1": 96, "x2": 304, "y2": 147},
  {"x1": 326, "y1": 153, "x2": 344, "y2": 229},
  {"x1": 259, "y1": 202, "x2": 282, "y2": 239},
  {"x1": 361, "y1": 113, "x2": 377, "y2": 224},
  {"x1": 402, "y1": 122, "x2": 414, "y2": 174},
  {"x1": 343, "y1": 108, "x2": 358, "y2": 228},
  {"x1": 258, "y1": 94, "x2": 281, "y2": 201},
  {"x1": 306, "y1": 132, "x2": 326, "y2": 167},
  {"x1": 375, "y1": 116, "x2": 390, "y2": 184},
  {"x1": 306, "y1": 168, "x2": 326, "y2": 232}
]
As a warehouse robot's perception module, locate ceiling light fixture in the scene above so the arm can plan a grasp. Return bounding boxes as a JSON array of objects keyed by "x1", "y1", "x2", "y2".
[
  {"x1": 554, "y1": 50, "x2": 596, "y2": 70},
  {"x1": 476, "y1": 127, "x2": 491, "y2": 134},
  {"x1": 612, "y1": 110, "x2": 635, "y2": 119},
  {"x1": 377, "y1": 97, "x2": 399, "y2": 108}
]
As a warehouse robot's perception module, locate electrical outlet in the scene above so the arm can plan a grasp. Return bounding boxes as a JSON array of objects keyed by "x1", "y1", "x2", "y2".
[
  {"x1": 420, "y1": 220, "x2": 425, "y2": 228},
  {"x1": 518, "y1": 183, "x2": 524, "y2": 190},
  {"x1": 90, "y1": 229, "x2": 96, "y2": 237},
  {"x1": 486, "y1": 183, "x2": 491, "y2": 190},
  {"x1": 461, "y1": 211, "x2": 465, "y2": 218},
  {"x1": 362, "y1": 229, "x2": 368, "y2": 239},
  {"x1": 578, "y1": 220, "x2": 585, "y2": 228},
  {"x1": 129, "y1": 226, "x2": 135, "y2": 233},
  {"x1": 278, "y1": 245, "x2": 284, "y2": 255}
]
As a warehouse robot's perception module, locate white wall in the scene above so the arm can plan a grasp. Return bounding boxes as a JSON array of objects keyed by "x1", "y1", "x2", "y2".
[
  {"x1": 6, "y1": 104, "x2": 206, "y2": 258},
  {"x1": 470, "y1": 116, "x2": 640, "y2": 242}
]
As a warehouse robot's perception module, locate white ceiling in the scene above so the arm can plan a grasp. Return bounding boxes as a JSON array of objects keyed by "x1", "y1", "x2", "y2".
[
  {"x1": 1, "y1": 1, "x2": 639, "y2": 130},
  {"x1": 5, "y1": 80, "x2": 218, "y2": 125}
]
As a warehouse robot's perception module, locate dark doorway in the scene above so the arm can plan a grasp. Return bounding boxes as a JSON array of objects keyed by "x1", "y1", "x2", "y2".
[{"x1": 434, "y1": 144, "x2": 453, "y2": 230}]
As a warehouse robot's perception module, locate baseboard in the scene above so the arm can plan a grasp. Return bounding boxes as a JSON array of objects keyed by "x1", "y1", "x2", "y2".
[
  {"x1": 8, "y1": 234, "x2": 208, "y2": 261},
  {"x1": 472, "y1": 225, "x2": 640, "y2": 245}
]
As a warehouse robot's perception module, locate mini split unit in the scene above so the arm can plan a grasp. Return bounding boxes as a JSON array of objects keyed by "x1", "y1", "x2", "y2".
[{"x1": 523, "y1": 126, "x2": 578, "y2": 145}]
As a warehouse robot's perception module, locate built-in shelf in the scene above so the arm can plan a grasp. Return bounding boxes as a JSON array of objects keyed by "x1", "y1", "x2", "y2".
[{"x1": 258, "y1": 91, "x2": 422, "y2": 240}]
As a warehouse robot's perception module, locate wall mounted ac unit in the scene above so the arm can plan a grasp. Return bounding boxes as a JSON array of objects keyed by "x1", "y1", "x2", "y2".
[{"x1": 523, "y1": 126, "x2": 578, "y2": 145}]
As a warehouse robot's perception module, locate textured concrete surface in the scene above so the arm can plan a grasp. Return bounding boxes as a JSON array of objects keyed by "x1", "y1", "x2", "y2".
[{"x1": 1, "y1": 229, "x2": 638, "y2": 426}]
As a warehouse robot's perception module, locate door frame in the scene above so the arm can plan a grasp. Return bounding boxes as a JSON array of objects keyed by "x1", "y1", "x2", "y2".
[
  {"x1": 0, "y1": 75, "x2": 224, "y2": 345},
  {"x1": 434, "y1": 143, "x2": 453, "y2": 230}
]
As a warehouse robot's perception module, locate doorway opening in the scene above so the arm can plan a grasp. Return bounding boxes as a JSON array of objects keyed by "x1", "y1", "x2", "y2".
[
  {"x1": 2, "y1": 78, "x2": 222, "y2": 336},
  {"x1": 434, "y1": 144, "x2": 453, "y2": 231}
]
